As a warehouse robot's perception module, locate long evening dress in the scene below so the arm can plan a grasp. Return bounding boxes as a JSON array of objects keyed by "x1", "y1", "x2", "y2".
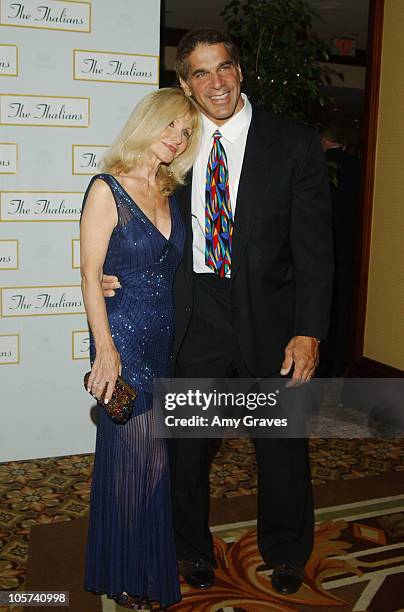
[{"x1": 83, "y1": 173, "x2": 184, "y2": 608}]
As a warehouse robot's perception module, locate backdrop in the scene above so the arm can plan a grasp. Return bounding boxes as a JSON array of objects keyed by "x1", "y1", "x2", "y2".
[{"x1": 0, "y1": 0, "x2": 161, "y2": 461}]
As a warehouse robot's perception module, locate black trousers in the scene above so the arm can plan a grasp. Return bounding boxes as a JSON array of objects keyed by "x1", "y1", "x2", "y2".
[{"x1": 169, "y1": 273, "x2": 314, "y2": 567}]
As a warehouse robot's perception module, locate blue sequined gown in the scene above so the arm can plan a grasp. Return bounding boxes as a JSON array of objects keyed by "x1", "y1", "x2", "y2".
[{"x1": 83, "y1": 173, "x2": 184, "y2": 607}]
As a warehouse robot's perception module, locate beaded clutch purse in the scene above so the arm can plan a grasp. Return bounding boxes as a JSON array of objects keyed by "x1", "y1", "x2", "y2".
[{"x1": 83, "y1": 372, "x2": 137, "y2": 424}]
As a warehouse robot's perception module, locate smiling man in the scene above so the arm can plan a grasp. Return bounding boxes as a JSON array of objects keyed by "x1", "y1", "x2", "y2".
[
  {"x1": 170, "y1": 29, "x2": 333, "y2": 596},
  {"x1": 178, "y1": 41, "x2": 244, "y2": 123},
  {"x1": 102, "y1": 29, "x2": 333, "y2": 597}
]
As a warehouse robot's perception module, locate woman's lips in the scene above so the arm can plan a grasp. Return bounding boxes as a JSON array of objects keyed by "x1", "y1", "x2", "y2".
[{"x1": 163, "y1": 143, "x2": 177, "y2": 154}]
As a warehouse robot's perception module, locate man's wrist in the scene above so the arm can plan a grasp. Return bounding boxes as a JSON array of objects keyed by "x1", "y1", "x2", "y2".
[{"x1": 295, "y1": 335, "x2": 320, "y2": 343}]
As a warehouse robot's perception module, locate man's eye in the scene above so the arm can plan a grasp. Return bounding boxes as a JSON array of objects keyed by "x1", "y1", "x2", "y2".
[
  {"x1": 196, "y1": 72, "x2": 207, "y2": 79},
  {"x1": 220, "y1": 64, "x2": 231, "y2": 71}
]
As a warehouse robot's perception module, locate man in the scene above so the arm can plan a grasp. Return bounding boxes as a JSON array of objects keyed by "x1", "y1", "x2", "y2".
[
  {"x1": 103, "y1": 29, "x2": 333, "y2": 596},
  {"x1": 319, "y1": 126, "x2": 360, "y2": 376}
]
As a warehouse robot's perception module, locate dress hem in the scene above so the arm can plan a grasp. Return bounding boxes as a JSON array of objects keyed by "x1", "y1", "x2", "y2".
[{"x1": 84, "y1": 586, "x2": 181, "y2": 609}]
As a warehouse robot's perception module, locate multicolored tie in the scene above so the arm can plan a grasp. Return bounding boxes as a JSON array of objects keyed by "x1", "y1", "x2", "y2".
[{"x1": 205, "y1": 130, "x2": 233, "y2": 278}]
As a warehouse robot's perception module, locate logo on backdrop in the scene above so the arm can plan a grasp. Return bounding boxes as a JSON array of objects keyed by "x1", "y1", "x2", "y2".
[
  {"x1": 0, "y1": 240, "x2": 19, "y2": 269},
  {"x1": 0, "y1": 143, "x2": 18, "y2": 174},
  {"x1": 0, "y1": 192, "x2": 83, "y2": 221},
  {"x1": 0, "y1": 44, "x2": 18, "y2": 76},
  {"x1": 73, "y1": 50, "x2": 159, "y2": 85},
  {"x1": 1, "y1": 286, "x2": 84, "y2": 317},
  {"x1": 72, "y1": 239, "x2": 80, "y2": 269},
  {"x1": 0, "y1": 94, "x2": 89, "y2": 127},
  {"x1": 0, "y1": 334, "x2": 20, "y2": 364},
  {"x1": 72, "y1": 330, "x2": 89, "y2": 359},
  {"x1": 0, "y1": 0, "x2": 91, "y2": 33},
  {"x1": 72, "y1": 145, "x2": 108, "y2": 175}
]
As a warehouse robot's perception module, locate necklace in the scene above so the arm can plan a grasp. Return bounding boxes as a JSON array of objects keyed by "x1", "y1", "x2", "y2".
[{"x1": 146, "y1": 178, "x2": 152, "y2": 199}]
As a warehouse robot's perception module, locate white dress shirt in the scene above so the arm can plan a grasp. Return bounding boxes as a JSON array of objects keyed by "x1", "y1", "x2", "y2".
[{"x1": 191, "y1": 94, "x2": 253, "y2": 275}]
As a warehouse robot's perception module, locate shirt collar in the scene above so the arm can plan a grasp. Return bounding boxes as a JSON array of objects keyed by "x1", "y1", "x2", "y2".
[{"x1": 201, "y1": 93, "x2": 252, "y2": 144}]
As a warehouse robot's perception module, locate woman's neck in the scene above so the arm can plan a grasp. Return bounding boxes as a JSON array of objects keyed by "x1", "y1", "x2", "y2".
[{"x1": 123, "y1": 153, "x2": 160, "y2": 185}]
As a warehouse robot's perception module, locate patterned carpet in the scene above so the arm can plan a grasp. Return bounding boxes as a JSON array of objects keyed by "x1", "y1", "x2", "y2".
[
  {"x1": 1, "y1": 438, "x2": 404, "y2": 596},
  {"x1": 169, "y1": 493, "x2": 404, "y2": 611}
]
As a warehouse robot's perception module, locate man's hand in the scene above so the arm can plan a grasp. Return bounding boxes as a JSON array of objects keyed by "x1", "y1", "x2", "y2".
[
  {"x1": 101, "y1": 274, "x2": 121, "y2": 298},
  {"x1": 280, "y1": 336, "x2": 319, "y2": 387}
]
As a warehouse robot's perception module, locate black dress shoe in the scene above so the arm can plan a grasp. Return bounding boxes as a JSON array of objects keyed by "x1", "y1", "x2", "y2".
[
  {"x1": 271, "y1": 562, "x2": 304, "y2": 595},
  {"x1": 178, "y1": 558, "x2": 215, "y2": 589}
]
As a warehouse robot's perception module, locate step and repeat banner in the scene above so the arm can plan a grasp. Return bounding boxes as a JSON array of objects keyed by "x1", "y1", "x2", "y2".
[{"x1": 0, "y1": 0, "x2": 161, "y2": 461}]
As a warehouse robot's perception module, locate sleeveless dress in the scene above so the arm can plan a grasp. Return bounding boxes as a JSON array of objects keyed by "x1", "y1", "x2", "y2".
[{"x1": 82, "y1": 173, "x2": 184, "y2": 608}]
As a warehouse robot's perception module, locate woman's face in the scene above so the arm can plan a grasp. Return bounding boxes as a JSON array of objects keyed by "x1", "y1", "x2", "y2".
[{"x1": 149, "y1": 114, "x2": 193, "y2": 164}]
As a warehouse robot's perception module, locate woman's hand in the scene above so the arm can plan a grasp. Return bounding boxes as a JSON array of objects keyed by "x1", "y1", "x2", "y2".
[
  {"x1": 87, "y1": 345, "x2": 122, "y2": 404},
  {"x1": 101, "y1": 274, "x2": 121, "y2": 297}
]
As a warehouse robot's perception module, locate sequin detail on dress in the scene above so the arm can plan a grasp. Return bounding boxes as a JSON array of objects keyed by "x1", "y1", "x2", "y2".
[{"x1": 82, "y1": 173, "x2": 184, "y2": 608}]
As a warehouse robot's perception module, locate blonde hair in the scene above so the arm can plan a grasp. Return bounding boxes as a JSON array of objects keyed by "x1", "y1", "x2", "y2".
[{"x1": 101, "y1": 88, "x2": 201, "y2": 195}]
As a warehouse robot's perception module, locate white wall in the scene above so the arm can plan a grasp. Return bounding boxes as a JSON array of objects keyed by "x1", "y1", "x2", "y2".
[{"x1": 0, "y1": 0, "x2": 161, "y2": 461}]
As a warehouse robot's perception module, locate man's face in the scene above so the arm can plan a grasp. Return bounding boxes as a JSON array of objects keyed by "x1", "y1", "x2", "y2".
[
  {"x1": 179, "y1": 43, "x2": 244, "y2": 126},
  {"x1": 321, "y1": 137, "x2": 332, "y2": 152}
]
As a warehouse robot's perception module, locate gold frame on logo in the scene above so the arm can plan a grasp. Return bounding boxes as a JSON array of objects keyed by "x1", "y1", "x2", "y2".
[
  {"x1": 72, "y1": 329, "x2": 90, "y2": 360},
  {"x1": 0, "y1": 190, "x2": 83, "y2": 222},
  {"x1": 71, "y1": 238, "x2": 80, "y2": 269},
  {"x1": 0, "y1": 333, "x2": 20, "y2": 365},
  {"x1": 0, "y1": 44, "x2": 18, "y2": 77},
  {"x1": 72, "y1": 144, "x2": 108, "y2": 176},
  {"x1": 0, "y1": 93, "x2": 90, "y2": 128},
  {"x1": 0, "y1": 142, "x2": 18, "y2": 174},
  {"x1": 0, "y1": 0, "x2": 92, "y2": 33},
  {"x1": 0, "y1": 239, "x2": 19, "y2": 270},
  {"x1": 0, "y1": 284, "x2": 85, "y2": 317},
  {"x1": 73, "y1": 48, "x2": 159, "y2": 86}
]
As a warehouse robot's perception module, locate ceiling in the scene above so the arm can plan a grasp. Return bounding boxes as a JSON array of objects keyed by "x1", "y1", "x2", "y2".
[{"x1": 164, "y1": 0, "x2": 370, "y2": 49}]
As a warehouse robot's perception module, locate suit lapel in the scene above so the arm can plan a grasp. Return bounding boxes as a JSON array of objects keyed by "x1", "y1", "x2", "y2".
[
  {"x1": 175, "y1": 173, "x2": 193, "y2": 285},
  {"x1": 231, "y1": 110, "x2": 278, "y2": 281}
]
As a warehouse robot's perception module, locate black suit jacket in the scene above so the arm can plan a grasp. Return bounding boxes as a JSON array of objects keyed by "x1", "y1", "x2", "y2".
[{"x1": 173, "y1": 107, "x2": 334, "y2": 376}]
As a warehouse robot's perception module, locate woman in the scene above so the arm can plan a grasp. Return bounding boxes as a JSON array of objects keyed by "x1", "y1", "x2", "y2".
[{"x1": 80, "y1": 88, "x2": 201, "y2": 610}]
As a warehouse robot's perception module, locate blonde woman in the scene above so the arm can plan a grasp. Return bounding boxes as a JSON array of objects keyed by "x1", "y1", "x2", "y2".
[{"x1": 80, "y1": 88, "x2": 201, "y2": 610}]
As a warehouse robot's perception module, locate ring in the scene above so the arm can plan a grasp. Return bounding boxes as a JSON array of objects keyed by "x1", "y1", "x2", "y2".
[{"x1": 93, "y1": 381, "x2": 99, "y2": 385}]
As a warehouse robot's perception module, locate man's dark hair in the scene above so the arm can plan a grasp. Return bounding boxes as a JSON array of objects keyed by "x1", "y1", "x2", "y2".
[{"x1": 176, "y1": 29, "x2": 240, "y2": 81}]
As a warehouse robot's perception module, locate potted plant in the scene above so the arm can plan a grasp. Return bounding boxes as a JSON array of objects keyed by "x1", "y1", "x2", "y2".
[{"x1": 222, "y1": 0, "x2": 340, "y2": 123}]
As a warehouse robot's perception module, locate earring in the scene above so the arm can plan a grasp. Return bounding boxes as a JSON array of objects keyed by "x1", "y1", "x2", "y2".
[{"x1": 168, "y1": 169, "x2": 173, "y2": 177}]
